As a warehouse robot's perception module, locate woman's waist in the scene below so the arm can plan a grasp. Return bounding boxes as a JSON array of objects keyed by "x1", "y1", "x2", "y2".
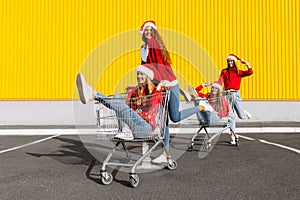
[{"x1": 224, "y1": 88, "x2": 239, "y2": 92}]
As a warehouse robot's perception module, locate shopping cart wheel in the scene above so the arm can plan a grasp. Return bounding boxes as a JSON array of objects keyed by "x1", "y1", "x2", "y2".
[
  {"x1": 235, "y1": 137, "x2": 239, "y2": 147},
  {"x1": 100, "y1": 172, "x2": 113, "y2": 185},
  {"x1": 204, "y1": 142, "x2": 211, "y2": 151},
  {"x1": 129, "y1": 174, "x2": 139, "y2": 188},
  {"x1": 167, "y1": 160, "x2": 177, "y2": 170},
  {"x1": 187, "y1": 143, "x2": 194, "y2": 152}
]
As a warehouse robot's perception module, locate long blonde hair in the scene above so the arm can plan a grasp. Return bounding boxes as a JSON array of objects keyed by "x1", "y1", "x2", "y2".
[
  {"x1": 134, "y1": 76, "x2": 156, "y2": 108},
  {"x1": 208, "y1": 87, "x2": 223, "y2": 112},
  {"x1": 136, "y1": 77, "x2": 156, "y2": 96},
  {"x1": 142, "y1": 29, "x2": 172, "y2": 64}
]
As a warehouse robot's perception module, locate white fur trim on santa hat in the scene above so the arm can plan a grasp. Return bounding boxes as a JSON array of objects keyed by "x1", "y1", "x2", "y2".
[
  {"x1": 226, "y1": 54, "x2": 241, "y2": 62},
  {"x1": 136, "y1": 65, "x2": 154, "y2": 80},
  {"x1": 139, "y1": 21, "x2": 157, "y2": 35},
  {"x1": 211, "y1": 82, "x2": 223, "y2": 91},
  {"x1": 226, "y1": 55, "x2": 237, "y2": 62}
]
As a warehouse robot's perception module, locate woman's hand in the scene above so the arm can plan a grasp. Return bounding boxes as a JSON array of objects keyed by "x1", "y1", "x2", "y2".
[
  {"x1": 157, "y1": 80, "x2": 167, "y2": 91},
  {"x1": 202, "y1": 82, "x2": 212, "y2": 87},
  {"x1": 240, "y1": 59, "x2": 251, "y2": 68}
]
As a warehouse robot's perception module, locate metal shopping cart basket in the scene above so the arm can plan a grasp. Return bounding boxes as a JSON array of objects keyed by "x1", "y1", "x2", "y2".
[
  {"x1": 92, "y1": 90, "x2": 177, "y2": 188},
  {"x1": 187, "y1": 92, "x2": 237, "y2": 153}
]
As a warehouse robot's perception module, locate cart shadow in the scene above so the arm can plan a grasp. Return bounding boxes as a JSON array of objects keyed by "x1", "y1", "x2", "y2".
[
  {"x1": 26, "y1": 136, "x2": 135, "y2": 187},
  {"x1": 26, "y1": 136, "x2": 96, "y2": 165}
]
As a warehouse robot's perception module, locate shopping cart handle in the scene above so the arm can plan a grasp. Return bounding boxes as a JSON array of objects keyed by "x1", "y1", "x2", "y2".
[{"x1": 192, "y1": 97, "x2": 208, "y2": 102}]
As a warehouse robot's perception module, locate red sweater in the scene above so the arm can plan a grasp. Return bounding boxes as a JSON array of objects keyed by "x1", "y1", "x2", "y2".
[
  {"x1": 209, "y1": 97, "x2": 230, "y2": 118},
  {"x1": 141, "y1": 38, "x2": 178, "y2": 86},
  {"x1": 195, "y1": 84, "x2": 210, "y2": 99},
  {"x1": 218, "y1": 68, "x2": 253, "y2": 90},
  {"x1": 127, "y1": 88, "x2": 162, "y2": 130}
]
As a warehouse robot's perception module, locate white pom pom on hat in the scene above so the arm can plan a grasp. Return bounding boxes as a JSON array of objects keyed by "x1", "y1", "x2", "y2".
[{"x1": 139, "y1": 20, "x2": 157, "y2": 35}]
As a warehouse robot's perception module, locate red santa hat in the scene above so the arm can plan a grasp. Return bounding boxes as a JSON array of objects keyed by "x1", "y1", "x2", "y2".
[
  {"x1": 226, "y1": 54, "x2": 241, "y2": 63},
  {"x1": 211, "y1": 82, "x2": 223, "y2": 91},
  {"x1": 136, "y1": 64, "x2": 161, "y2": 81},
  {"x1": 139, "y1": 20, "x2": 157, "y2": 35}
]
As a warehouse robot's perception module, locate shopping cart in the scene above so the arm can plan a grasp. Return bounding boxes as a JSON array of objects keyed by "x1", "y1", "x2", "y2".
[
  {"x1": 187, "y1": 92, "x2": 237, "y2": 152},
  {"x1": 93, "y1": 90, "x2": 177, "y2": 188}
]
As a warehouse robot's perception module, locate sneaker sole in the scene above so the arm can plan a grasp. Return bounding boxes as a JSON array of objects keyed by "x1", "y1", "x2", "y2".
[
  {"x1": 151, "y1": 158, "x2": 168, "y2": 164},
  {"x1": 76, "y1": 74, "x2": 87, "y2": 104},
  {"x1": 179, "y1": 88, "x2": 191, "y2": 102},
  {"x1": 188, "y1": 85, "x2": 199, "y2": 98}
]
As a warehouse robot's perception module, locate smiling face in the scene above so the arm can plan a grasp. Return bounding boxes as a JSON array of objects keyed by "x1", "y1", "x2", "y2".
[
  {"x1": 137, "y1": 71, "x2": 148, "y2": 85},
  {"x1": 143, "y1": 26, "x2": 153, "y2": 39},
  {"x1": 227, "y1": 59, "x2": 235, "y2": 68},
  {"x1": 211, "y1": 86, "x2": 219, "y2": 95}
]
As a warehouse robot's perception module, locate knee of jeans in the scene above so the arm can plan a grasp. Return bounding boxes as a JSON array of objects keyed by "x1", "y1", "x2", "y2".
[
  {"x1": 113, "y1": 94, "x2": 123, "y2": 98},
  {"x1": 169, "y1": 115, "x2": 180, "y2": 123},
  {"x1": 236, "y1": 112, "x2": 247, "y2": 120}
]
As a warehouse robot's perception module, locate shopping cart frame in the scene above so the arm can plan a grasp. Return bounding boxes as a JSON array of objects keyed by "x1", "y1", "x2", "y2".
[
  {"x1": 90, "y1": 90, "x2": 177, "y2": 188},
  {"x1": 187, "y1": 92, "x2": 238, "y2": 152}
]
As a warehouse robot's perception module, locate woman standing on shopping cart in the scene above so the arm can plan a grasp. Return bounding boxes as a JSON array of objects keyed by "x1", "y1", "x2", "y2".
[
  {"x1": 139, "y1": 20, "x2": 206, "y2": 163},
  {"x1": 217, "y1": 54, "x2": 253, "y2": 144}
]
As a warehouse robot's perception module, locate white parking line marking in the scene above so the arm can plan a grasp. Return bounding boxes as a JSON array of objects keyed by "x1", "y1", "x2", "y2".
[
  {"x1": 258, "y1": 139, "x2": 300, "y2": 154},
  {"x1": 0, "y1": 134, "x2": 61, "y2": 154},
  {"x1": 238, "y1": 135, "x2": 256, "y2": 141},
  {"x1": 0, "y1": 129, "x2": 77, "y2": 136},
  {"x1": 239, "y1": 135, "x2": 300, "y2": 154}
]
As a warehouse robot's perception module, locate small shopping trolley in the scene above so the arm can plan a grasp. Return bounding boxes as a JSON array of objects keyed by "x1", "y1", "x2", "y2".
[
  {"x1": 92, "y1": 90, "x2": 177, "y2": 188},
  {"x1": 187, "y1": 92, "x2": 237, "y2": 152}
]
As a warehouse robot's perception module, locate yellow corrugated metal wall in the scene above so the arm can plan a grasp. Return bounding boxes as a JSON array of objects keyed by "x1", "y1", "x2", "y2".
[{"x1": 0, "y1": 0, "x2": 299, "y2": 100}]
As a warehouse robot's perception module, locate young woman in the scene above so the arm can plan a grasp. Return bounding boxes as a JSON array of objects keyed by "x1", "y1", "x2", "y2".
[
  {"x1": 192, "y1": 82, "x2": 230, "y2": 125},
  {"x1": 139, "y1": 20, "x2": 205, "y2": 163},
  {"x1": 218, "y1": 54, "x2": 253, "y2": 144},
  {"x1": 76, "y1": 64, "x2": 165, "y2": 140}
]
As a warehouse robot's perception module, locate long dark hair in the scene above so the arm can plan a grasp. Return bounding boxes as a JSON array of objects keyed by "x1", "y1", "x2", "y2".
[{"x1": 225, "y1": 61, "x2": 240, "y2": 81}]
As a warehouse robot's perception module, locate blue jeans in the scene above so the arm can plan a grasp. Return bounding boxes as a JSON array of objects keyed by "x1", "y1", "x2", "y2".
[
  {"x1": 163, "y1": 84, "x2": 200, "y2": 151},
  {"x1": 168, "y1": 84, "x2": 200, "y2": 122},
  {"x1": 193, "y1": 100, "x2": 221, "y2": 124},
  {"x1": 197, "y1": 111, "x2": 221, "y2": 124},
  {"x1": 226, "y1": 91, "x2": 246, "y2": 132},
  {"x1": 231, "y1": 91, "x2": 247, "y2": 120},
  {"x1": 96, "y1": 92, "x2": 152, "y2": 138}
]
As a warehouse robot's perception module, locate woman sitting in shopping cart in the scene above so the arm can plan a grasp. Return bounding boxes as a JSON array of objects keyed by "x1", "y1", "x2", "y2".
[
  {"x1": 76, "y1": 63, "x2": 167, "y2": 140},
  {"x1": 188, "y1": 82, "x2": 230, "y2": 125}
]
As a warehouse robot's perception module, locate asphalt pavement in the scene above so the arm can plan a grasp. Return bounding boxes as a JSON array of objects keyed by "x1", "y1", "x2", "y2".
[{"x1": 0, "y1": 131, "x2": 299, "y2": 200}]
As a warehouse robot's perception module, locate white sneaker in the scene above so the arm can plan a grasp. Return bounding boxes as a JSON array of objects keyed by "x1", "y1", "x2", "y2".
[
  {"x1": 180, "y1": 87, "x2": 192, "y2": 102},
  {"x1": 188, "y1": 84, "x2": 199, "y2": 99},
  {"x1": 151, "y1": 154, "x2": 168, "y2": 164},
  {"x1": 244, "y1": 110, "x2": 252, "y2": 119},
  {"x1": 199, "y1": 101, "x2": 214, "y2": 112},
  {"x1": 114, "y1": 127, "x2": 134, "y2": 140},
  {"x1": 230, "y1": 134, "x2": 239, "y2": 145},
  {"x1": 76, "y1": 73, "x2": 94, "y2": 104}
]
